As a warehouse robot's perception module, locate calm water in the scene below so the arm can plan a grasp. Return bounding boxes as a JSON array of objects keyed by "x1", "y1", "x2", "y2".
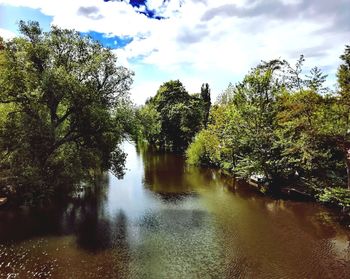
[{"x1": 0, "y1": 142, "x2": 349, "y2": 279}]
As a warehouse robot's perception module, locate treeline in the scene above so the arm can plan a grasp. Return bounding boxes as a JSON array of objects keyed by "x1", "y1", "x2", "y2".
[
  {"x1": 138, "y1": 49, "x2": 350, "y2": 209},
  {"x1": 1, "y1": 21, "x2": 349, "y2": 209},
  {"x1": 0, "y1": 22, "x2": 133, "y2": 205}
]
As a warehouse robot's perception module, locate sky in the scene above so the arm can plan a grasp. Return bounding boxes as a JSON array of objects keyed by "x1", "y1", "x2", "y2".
[{"x1": 0, "y1": 0, "x2": 349, "y2": 104}]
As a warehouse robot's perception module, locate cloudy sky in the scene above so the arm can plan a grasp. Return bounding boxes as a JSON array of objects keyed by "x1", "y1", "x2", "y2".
[{"x1": 0, "y1": 0, "x2": 349, "y2": 104}]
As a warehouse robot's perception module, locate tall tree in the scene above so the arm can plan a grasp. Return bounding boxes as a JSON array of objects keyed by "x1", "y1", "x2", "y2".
[
  {"x1": 0, "y1": 21, "x2": 133, "y2": 204},
  {"x1": 200, "y1": 83, "x2": 211, "y2": 128}
]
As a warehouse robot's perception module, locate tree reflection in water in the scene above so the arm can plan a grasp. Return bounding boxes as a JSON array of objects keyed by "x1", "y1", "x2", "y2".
[{"x1": 0, "y1": 142, "x2": 349, "y2": 279}]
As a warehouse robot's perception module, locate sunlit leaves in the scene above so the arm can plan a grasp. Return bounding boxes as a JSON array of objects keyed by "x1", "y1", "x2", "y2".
[{"x1": 0, "y1": 22, "x2": 133, "y2": 204}]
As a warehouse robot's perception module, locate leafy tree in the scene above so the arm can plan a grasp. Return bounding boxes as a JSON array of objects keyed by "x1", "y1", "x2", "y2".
[
  {"x1": 137, "y1": 103, "x2": 161, "y2": 145},
  {"x1": 0, "y1": 37, "x2": 4, "y2": 50},
  {"x1": 186, "y1": 105, "x2": 227, "y2": 167},
  {"x1": 276, "y1": 90, "x2": 343, "y2": 185},
  {"x1": 216, "y1": 82, "x2": 235, "y2": 105},
  {"x1": 0, "y1": 21, "x2": 133, "y2": 204},
  {"x1": 188, "y1": 61, "x2": 287, "y2": 188},
  {"x1": 305, "y1": 67, "x2": 328, "y2": 93},
  {"x1": 139, "y1": 80, "x2": 206, "y2": 151},
  {"x1": 227, "y1": 62, "x2": 285, "y2": 185}
]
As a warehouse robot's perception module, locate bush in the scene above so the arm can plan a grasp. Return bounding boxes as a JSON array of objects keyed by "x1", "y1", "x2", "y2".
[{"x1": 186, "y1": 129, "x2": 221, "y2": 166}]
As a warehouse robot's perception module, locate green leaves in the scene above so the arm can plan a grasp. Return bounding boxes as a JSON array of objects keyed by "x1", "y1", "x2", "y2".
[
  {"x1": 186, "y1": 129, "x2": 221, "y2": 167},
  {"x1": 0, "y1": 21, "x2": 133, "y2": 205},
  {"x1": 187, "y1": 52, "x2": 350, "y2": 197},
  {"x1": 318, "y1": 187, "x2": 350, "y2": 208},
  {"x1": 138, "y1": 80, "x2": 210, "y2": 151}
]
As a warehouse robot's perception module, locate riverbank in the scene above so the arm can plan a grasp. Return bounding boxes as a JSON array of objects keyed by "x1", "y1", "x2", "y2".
[{"x1": 244, "y1": 178, "x2": 350, "y2": 227}]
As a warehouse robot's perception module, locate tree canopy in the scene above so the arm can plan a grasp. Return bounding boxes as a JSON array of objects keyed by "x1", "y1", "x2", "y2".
[
  {"x1": 137, "y1": 80, "x2": 211, "y2": 151},
  {"x1": 186, "y1": 49, "x2": 350, "y2": 207},
  {"x1": 0, "y1": 21, "x2": 133, "y2": 205}
]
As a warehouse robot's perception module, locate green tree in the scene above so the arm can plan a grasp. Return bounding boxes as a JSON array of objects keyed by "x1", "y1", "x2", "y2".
[
  {"x1": 188, "y1": 61, "x2": 286, "y2": 188},
  {"x1": 276, "y1": 90, "x2": 342, "y2": 184},
  {"x1": 137, "y1": 103, "x2": 161, "y2": 145},
  {"x1": 187, "y1": 52, "x2": 350, "y2": 205},
  {"x1": 0, "y1": 21, "x2": 133, "y2": 204},
  {"x1": 227, "y1": 62, "x2": 285, "y2": 185},
  {"x1": 140, "y1": 80, "x2": 205, "y2": 151},
  {"x1": 186, "y1": 105, "x2": 227, "y2": 167},
  {"x1": 200, "y1": 83, "x2": 211, "y2": 128}
]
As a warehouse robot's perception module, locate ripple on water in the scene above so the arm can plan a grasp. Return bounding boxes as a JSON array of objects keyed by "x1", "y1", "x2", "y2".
[{"x1": 1, "y1": 142, "x2": 350, "y2": 279}]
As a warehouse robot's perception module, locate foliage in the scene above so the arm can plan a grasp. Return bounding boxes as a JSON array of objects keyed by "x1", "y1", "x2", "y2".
[
  {"x1": 187, "y1": 48, "x2": 350, "y2": 198},
  {"x1": 137, "y1": 80, "x2": 211, "y2": 151},
  {"x1": 136, "y1": 103, "x2": 161, "y2": 144},
  {"x1": 0, "y1": 21, "x2": 133, "y2": 205},
  {"x1": 186, "y1": 124, "x2": 221, "y2": 167},
  {"x1": 189, "y1": 61, "x2": 286, "y2": 187},
  {"x1": 334, "y1": 45, "x2": 350, "y2": 190},
  {"x1": 318, "y1": 187, "x2": 350, "y2": 208},
  {"x1": 276, "y1": 90, "x2": 341, "y2": 179},
  {"x1": 200, "y1": 83, "x2": 211, "y2": 128}
]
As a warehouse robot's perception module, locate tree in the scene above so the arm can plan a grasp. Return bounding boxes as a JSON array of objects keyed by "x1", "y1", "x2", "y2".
[
  {"x1": 139, "y1": 80, "x2": 204, "y2": 151},
  {"x1": 137, "y1": 103, "x2": 161, "y2": 145},
  {"x1": 276, "y1": 52, "x2": 349, "y2": 202},
  {"x1": 0, "y1": 21, "x2": 133, "y2": 204},
  {"x1": 276, "y1": 90, "x2": 341, "y2": 183},
  {"x1": 188, "y1": 61, "x2": 286, "y2": 188},
  {"x1": 187, "y1": 52, "x2": 350, "y2": 205},
  {"x1": 227, "y1": 62, "x2": 284, "y2": 185},
  {"x1": 200, "y1": 83, "x2": 211, "y2": 128},
  {"x1": 186, "y1": 105, "x2": 227, "y2": 167}
]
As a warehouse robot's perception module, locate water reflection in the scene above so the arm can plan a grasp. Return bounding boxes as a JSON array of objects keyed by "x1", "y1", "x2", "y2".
[{"x1": 0, "y1": 141, "x2": 349, "y2": 279}]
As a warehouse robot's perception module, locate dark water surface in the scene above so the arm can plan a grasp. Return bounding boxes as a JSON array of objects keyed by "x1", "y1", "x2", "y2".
[{"x1": 1, "y1": 142, "x2": 349, "y2": 278}]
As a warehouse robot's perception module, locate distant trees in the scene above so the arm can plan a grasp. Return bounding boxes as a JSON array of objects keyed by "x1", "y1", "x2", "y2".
[
  {"x1": 186, "y1": 48, "x2": 350, "y2": 207},
  {"x1": 137, "y1": 80, "x2": 211, "y2": 151},
  {"x1": 0, "y1": 21, "x2": 133, "y2": 204}
]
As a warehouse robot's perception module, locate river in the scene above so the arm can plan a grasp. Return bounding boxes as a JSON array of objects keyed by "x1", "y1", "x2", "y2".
[{"x1": 0, "y1": 141, "x2": 349, "y2": 278}]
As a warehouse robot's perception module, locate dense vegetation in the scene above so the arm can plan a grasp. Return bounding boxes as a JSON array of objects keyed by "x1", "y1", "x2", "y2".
[
  {"x1": 0, "y1": 22, "x2": 133, "y2": 205},
  {"x1": 137, "y1": 49, "x2": 350, "y2": 209},
  {"x1": 136, "y1": 80, "x2": 211, "y2": 151},
  {"x1": 0, "y1": 21, "x2": 349, "y2": 210},
  {"x1": 186, "y1": 51, "x2": 350, "y2": 208}
]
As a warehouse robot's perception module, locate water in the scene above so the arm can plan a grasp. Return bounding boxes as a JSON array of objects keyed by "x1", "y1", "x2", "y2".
[{"x1": 0, "y1": 142, "x2": 349, "y2": 278}]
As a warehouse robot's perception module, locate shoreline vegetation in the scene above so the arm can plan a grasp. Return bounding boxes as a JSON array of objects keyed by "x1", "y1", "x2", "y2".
[
  {"x1": 135, "y1": 54, "x2": 350, "y2": 213},
  {"x1": 0, "y1": 22, "x2": 349, "y2": 218}
]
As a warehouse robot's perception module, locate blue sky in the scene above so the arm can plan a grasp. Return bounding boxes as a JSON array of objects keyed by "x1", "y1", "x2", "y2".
[
  {"x1": 0, "y1": 0, "x2": 349, "y2": 104},
  {"x1": 0, "y1": 4, "x2": 51, "y2": 32}
]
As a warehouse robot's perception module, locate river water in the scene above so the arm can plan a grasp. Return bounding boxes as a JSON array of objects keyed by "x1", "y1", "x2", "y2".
[{"x1": 0, "y1": 142, "x2": 349, "y2": 278}]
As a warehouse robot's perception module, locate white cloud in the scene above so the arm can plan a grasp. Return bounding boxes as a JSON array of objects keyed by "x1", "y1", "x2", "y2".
[
  {"x1": 0, "y1": 28, "x2": 16, "y2": 40},
  {"x1": 130, "y1": 80, "x2": 162, "y2": 105},
  {"x1": 0, "y1": 0, "x2": 349, "y2": 104}
]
